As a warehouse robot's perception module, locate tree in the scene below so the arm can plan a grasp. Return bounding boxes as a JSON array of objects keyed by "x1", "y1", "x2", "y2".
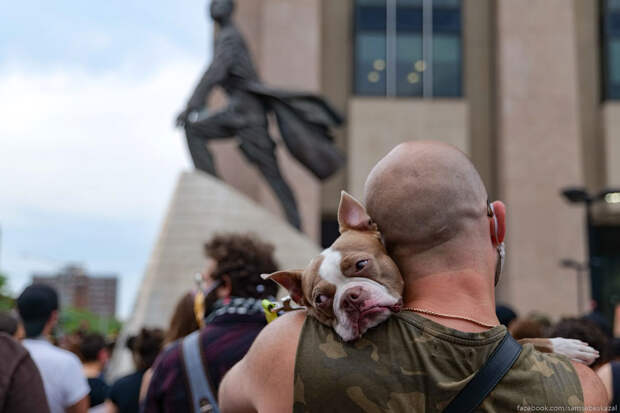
[
  {"x1": 59, "y1": 307, "x2": 122, "y2": 337},
  {"x1": 0, "y1": 273, "x2": 14, "y2": 311}
]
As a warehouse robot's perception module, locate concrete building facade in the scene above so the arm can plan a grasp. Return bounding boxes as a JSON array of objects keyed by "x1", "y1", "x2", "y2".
[{"x1": 203, "y1": 0, "x2": 620, "y2": 320}]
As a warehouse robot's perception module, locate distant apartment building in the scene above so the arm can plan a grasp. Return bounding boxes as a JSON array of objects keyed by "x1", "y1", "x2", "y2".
[{"x1": 33, "y1": 265, "x2": 117, "y2": 317}]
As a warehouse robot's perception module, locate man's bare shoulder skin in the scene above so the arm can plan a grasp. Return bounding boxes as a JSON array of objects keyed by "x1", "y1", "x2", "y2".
[
  {"x1": 570, "y1": 361, "x2": 609, "y2": 408},
  {"x1": 219, "y1": 310, "x2": 306, "y2": 413},
  {"x1": 596, "y1": 362, "x2": 613, "y2": 402}
]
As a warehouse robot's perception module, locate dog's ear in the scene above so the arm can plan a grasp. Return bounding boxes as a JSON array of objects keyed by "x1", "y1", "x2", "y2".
[
  {"x1": 338, "y1": 191, "x2": 377, "y2": 233},
  {"x1": 261, "y1": 270, "x2": 305, "y2": 305}
]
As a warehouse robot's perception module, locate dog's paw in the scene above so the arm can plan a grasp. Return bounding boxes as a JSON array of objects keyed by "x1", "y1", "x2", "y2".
[{"x1": 549, "y1": 338, "x2": 599, "y2": 365}]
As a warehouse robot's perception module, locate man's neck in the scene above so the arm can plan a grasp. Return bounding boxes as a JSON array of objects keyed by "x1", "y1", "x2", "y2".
[
  {"x1": 402, "y1": 268, "x2": 499, "y2": 332},
  {"x1": 83, "y1": 362, "x2": 102, "y2": 379}
]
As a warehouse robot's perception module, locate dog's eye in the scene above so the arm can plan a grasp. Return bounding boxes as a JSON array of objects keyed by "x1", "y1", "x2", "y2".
[
  {"x1": 355, "y1": 259, "x2": 369, "y2": 271},
  {"x1": 315, "y1": 294, "x2": 329, "y2": 305}
]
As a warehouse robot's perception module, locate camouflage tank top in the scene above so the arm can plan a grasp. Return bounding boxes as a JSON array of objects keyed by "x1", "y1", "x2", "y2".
[{"x1": 293, "y1": 312, "x2": 583, "y2": 412}]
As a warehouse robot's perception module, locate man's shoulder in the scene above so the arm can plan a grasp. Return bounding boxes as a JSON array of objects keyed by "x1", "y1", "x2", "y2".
[
  {"x1": 234, "y1": 311, "x2": 306, "y2": 382},
  {"x1": 507, "y1": 343, "x2": 599, "y2": 405},
  {"x1": 0, "y1": 334, "x2": 28, "y2": 372},
  {"x1": 515, "y1": 343, "x2": 579, "y2": 379},
  {"x1": 571, "y1": 361, "x2": 609, "y2": 407},
  {"x1": 24, "y1": 338, "x2": 81, "y2": 366},
  {"x1": 49, "y1": 343, "x2": 82, "y2": 364},
  {"x1": 152, "y1": 339, "x2": 184, "y2": 374},
  {"x1": 251, "y1": 311, "x2": 306, "y2": 350},
  {"x1": 218, "y1": 312, "x2": 306, "y2": 412},
  {"x1": 0, "y1": 333, "x2": 26, "y2": 357},
  {"x1": 225, "y1": 311, "x2": 305, "y2": 376}
]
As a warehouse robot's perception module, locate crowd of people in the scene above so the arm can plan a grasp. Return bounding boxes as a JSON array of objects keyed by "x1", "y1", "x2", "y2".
[
  {"x1": 0, "y1": 232, "x2": 280, "y2": 413},
  {"x1": 0, "y1": 142, "x2": 617, "y2": 412}
]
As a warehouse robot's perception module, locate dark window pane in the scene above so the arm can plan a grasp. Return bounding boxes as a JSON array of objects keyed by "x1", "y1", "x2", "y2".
[
  {"x1": 396, "y1": 33, "x2": 423, "y2": 96},
  {"x1": 356, "y1": 0, "x2": 386, "y2": 31},
  {"x1": 610, "y1": 39, "x2": 620, "y2": 83},
  {"x1": 355, "y1": 33, "x2": 387, "y2": 95},
  {"x1": 433, "y1": 9, "x2": 461, "y2": 33},
  {"x1": 608, "y1": 39, "x2": 620, "y2": 99},
  {"x1": 396, "y1": 0, "x2": 423, "y2": 96},
  {"x1": 604, "y1": 1, "x2": 620, "y2": 100},
  {"x1": 433, "y1": 34, "x2": 461, "y2": 96},
  {"x1": 355, "y1": 0, "x2": 386, "y2": 95},
  {"x1": 433, "y1": 0, "x2": 461, "y2": 6},
  {"x1": 606, "y1": 13, "x2": 620, "y2": 36},
  {"x1": 608, "y1": 0, "x2": 620, "y2": 11},
  {"x1": 396, "y1": 6, "x2": 423, "y2": 31}
]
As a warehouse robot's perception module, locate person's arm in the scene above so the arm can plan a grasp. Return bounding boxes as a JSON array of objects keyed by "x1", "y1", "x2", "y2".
[
  {"x1": 5, "y1": 352, "x2": 51, "y2": 413},
  {"x1": 596, "y1": 362, "x2": 613, "y2": 403},
  {"x1": 65, "y1": 396, "x2": 89, "y2": 413},
  {"x1": 571, "y1": 361, "x2": 609, "y2": 407},
  {"x1": 219, "y1": 311, "x2": 305, "y2": 413},
  {"x1": 104, "y1": 400, "x2": 119, "y2": 413},
  {"x1": 139, "y1": 367, "x2": 153, "y2": 402}
]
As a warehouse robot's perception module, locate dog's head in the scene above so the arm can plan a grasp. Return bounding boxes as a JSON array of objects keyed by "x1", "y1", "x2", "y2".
[{"x1": 263, "y1": 191, "x2": 404, "y2": 341}]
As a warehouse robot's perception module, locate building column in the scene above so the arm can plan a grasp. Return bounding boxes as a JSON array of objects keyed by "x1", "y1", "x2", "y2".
[{"x1": 495, "y1": 0, "x2": 585, "y2": 316}]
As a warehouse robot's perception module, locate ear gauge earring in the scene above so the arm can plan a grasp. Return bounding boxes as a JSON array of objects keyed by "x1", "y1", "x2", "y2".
[{"x1": 488, "y1": 200, "x2": 506, "y2": 286}]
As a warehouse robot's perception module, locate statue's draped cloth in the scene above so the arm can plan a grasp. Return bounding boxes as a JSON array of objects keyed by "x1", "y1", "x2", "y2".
[{"x1": 236, "y1": 79, "x2": 344, "y2": 180}]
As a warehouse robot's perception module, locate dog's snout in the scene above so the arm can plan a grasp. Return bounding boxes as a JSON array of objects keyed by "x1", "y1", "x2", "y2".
[{"x1": 342, "y1": 286, "x2": 365, "y2": 311}]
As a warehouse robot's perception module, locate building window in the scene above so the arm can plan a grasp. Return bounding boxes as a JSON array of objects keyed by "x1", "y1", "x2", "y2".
[
  {"x1": 603, "y1": 0, "x2": 620, "y2": 99},
  {"x1": 354, "y1": 0, "x2": 462, "y2": 98}
]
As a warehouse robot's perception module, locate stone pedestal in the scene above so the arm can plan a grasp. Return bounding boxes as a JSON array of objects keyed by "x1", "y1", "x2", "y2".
[{"x1": 108, "y1": 171, "x2": 320, "y2": 378}]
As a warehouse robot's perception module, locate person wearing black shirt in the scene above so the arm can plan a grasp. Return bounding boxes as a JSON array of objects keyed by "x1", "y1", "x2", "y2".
[{"x1": 106, "y1": 328, "x2": 163, "y2": 413}]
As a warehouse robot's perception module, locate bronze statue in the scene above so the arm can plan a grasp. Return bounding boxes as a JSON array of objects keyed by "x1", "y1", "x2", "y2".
[{"x1": 176, "y1": 0, "x2": 344, "y2": 230}]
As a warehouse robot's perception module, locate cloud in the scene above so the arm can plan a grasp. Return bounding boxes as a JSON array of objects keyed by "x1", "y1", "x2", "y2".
[
  {"x1": 0, "y1": 58, "x2": 206, "y2": 317},
  {"x1": 0, "y1": 1, "x2": 210, "y2": 74},
  {"x1": 0, "y1": 62, "x2": 200, "y2": 222}
]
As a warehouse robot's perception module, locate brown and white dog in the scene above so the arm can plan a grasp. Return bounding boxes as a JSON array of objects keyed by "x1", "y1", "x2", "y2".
[{"x1": 263, "y1": 191, "x2": 598, "y2": 365}]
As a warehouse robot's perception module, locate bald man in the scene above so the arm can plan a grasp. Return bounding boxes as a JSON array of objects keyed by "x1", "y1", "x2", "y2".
[{"x1": 219, "y1": 142, "x2": 608, "y2": 412}]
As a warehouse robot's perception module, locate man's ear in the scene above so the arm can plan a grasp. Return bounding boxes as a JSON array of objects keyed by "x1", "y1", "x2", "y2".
[
  {"x1": 217, "y1": 275, "x2": 233, "y2": 299},
  {"x1": 338, "y1": 191, "x2": 377, "y2": 233},
  {"x1": 489, "y1": 200, "x2": 506, "y2": 245},
  {"x1": 49, "y1": 310, "x2": 59, "y2": 326},
  {"x1": 261, "y1": 270, "x2": 305, "y2": 304}
]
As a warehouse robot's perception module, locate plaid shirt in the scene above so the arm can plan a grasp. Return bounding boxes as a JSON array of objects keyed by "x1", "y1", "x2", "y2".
[{"x1": 142, "y1": 298, "x2": 268, "y2": 413}]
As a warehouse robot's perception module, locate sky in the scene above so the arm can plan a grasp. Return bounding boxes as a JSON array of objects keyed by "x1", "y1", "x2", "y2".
[{"x1": 0, "y1": 1, "x2": 214, "y2": 319}]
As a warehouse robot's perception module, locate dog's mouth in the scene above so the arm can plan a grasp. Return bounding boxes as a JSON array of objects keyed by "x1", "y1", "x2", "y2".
[
  {"x1": 359, "y1": 302, "x2": 401, "y2": 317},
  {"x1": 332, "y1": 283, "x2": 402, "y2": 341},
  {"x1": 340, "y1": 302, "x2": 401, "y2": 341}
]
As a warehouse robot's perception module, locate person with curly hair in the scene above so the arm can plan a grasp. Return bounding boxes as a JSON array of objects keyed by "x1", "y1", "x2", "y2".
[{"x1": 142, "y1": 233, "x2": 278, "y2": 413}]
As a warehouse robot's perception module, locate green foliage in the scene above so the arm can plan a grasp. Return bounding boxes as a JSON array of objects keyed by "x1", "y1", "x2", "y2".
[
  {"x1": 59, "y1": 307, "x2": 122, "y2": 337},
  {"x1": 0, "y1": 273, "x2": 15, "y2": 311}
]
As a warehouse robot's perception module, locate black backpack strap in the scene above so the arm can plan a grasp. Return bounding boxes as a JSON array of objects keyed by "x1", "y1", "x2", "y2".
[{"x1": 443, "y1": 333, "x2": 522, "y2": 413}]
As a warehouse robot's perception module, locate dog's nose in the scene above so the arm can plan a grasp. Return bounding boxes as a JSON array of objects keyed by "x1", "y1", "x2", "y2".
[{"x1": 342, "y1": 287, "x2": 364, "y2": 311}]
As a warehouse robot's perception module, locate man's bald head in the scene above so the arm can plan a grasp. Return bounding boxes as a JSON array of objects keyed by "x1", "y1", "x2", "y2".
[{"x1": 364, "y1": 142, "x2": 489, "y2": 258}]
